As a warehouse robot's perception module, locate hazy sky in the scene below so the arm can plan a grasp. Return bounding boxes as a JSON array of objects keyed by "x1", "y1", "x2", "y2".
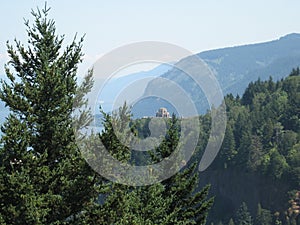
[{"x1": 1, "y1": 0, "x2": 300, "y2": 75}]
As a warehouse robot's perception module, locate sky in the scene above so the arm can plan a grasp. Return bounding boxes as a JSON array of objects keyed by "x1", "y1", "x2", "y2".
[{"x1": 1, "y1": 0, "x2": 300, "y2": 76}]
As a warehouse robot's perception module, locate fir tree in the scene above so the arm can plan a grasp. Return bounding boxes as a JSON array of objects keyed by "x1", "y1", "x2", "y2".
[
  {"x1": 235, "y1": 202, "x2": 253, "y2": 225},
  {"x1": 219, "y1": 124, "x2": 237, "y2": 168},
  {"x1": 77, "y1": 105, "x2": 173, "y2": 224},
  {"x1": 255, "y1": 203, "x2": 272, "y2": 225},
  {"x1": 0, "y1": 5, "x2": 97, "y2": 224},
  {"x1": 153, "y1": 114, "x2": 214, "y2": 224},
  {"x1": 228, "y1": 218, "x2": 235, "y2": 225},
  {"x1": 80, "y1": 107, "x2": 213, "y2": 224}
]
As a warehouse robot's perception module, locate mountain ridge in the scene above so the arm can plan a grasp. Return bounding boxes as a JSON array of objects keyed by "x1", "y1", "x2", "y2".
[
  {"x1": 1, "y1": 33, "x2": 300, "y2": 119},
  {"x1": 133, "y1": 33, "x2": 300, "y2": 117}
]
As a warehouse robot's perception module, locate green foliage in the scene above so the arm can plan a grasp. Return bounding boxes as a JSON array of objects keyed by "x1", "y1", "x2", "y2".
[
  {"x1": 153, "y1": 115, "x2": 214, "y2": 224},
  {"x1": 206, "y1": 69, "x2": 300, "y2": 224},
  {"x1": 219, "y1": 124, "x2": 237, "y2": 168},
  {"x1": 0, "y1": 5, "x2": 214, "y2": 224},
  {"x1": 268, "y1": 148, "x2": 289, "y2": 179},
  {"x1": 0, "y1": 6, "x2": 98, "y2": 224},
  {"x1": 214, "y1": 71, "x2": 300, "y2": 186},
  {"x1": 255, "y1": 203, "x2": 272, "y2": 225},
  {"x1": 228, "y1": 218, "x2": 235, "y2": 225},
  {"x1": 235, "y1": 202, "x2": 253, "y2": 225},
  {"x1": 78, "y1": 106, "x2": 213, "y2": 224},
  {"x1": 289, "y1": 67, "x2": 300, "y2": 76}
]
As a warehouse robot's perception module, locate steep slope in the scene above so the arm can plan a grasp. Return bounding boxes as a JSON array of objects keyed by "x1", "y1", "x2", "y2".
[
  {"x1": 199, "y1": 33, "x2": 300, "y2": 94},
  {"x1": 137, "y1": 33, "x2": 300, "y2": 116},
  {"x1": 199, "y1": 73, "x2": 300, "y2": 224}
]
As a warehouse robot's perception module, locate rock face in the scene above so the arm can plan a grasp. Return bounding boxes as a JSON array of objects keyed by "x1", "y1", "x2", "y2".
[{"x1": 198, "y1": 168, "x2": 290, "y2": 222}]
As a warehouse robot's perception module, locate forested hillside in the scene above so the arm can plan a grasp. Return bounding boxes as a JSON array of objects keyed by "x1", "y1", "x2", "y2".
[
  {"x1": 203, "y1": 69, "x2": 300, "y2": 224},
  {"x1": 133, "y1": 69, "x2": 300, "y2": 224}
]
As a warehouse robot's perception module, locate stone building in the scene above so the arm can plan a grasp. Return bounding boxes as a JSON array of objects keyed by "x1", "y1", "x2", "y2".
[{"x1": 156, "y1": 107, "x2": 170, "y2": 118}]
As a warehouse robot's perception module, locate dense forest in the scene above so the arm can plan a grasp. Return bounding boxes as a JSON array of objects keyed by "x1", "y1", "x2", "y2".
[
  {"x1": 132, "y1": 70, "x2": 300, "y2": 225},
  {"x1": 208, "y1": 70, "x2": 300, "y2": 224}
]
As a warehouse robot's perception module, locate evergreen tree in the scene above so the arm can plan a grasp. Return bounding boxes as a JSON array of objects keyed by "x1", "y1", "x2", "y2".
[
  {"x1": 0, "y1": 6, "x2": 98, "y2": 224},
  {"x1": 247, "y1": 135, "x2": 263, "y2": 172},
  {"x1": 154, "y1": 115, "x2": 214, "y2": 224},
  {"x1": 228, "y1": 218, "x2": 235, "y2": 225},
  {"x1": 235, "y1": 202, "x2": 253, "y2": 225},
  {"x1": 219, "y1": 124, "x2": 237, "y2": 168},
  {"x1": 79, "y1": 106, "x2": 165, "y2": 224},
  {"x1": 255, "y1": 203, "x2": 272, "y2": 225},
  {"x1": 81, "y1": 108, "x2": 214, "y2": 224},
  {"x1": 289, "y1": 67, "x2": 300, "y2": 76}
]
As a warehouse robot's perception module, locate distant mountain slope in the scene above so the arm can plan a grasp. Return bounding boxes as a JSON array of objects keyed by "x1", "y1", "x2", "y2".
[
  {"x1": 97, "y1": 63, "x2": 172, "y2": 112},
  {"x1": 198, "y1": 33, "x2": 300, "y2": 94},
  {"x1": 2, "y1": 34, "x2": 300, "y2": 119},
  {"x1": 0, "y1": 64, "x2": 173, "y2": 128},
  {"x1": 136, "y1": 33, "x2": 300, "y2": 116}
]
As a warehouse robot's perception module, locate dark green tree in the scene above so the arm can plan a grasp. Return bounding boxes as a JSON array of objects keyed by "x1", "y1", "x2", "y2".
[
  {"x1": 289, "y1": 67, "x2": 300, "y2": 77},
  {"x1": 81, "y1": 108, "x2": 214, "y2": 224},
  {"x1": 0, "y1": 6, "x2": 98, "y2": 224},
  {"x1": 77, "y1": 106, "x2": 163, "y2": 224},
  {"x1": 247, "y1": 135, "x2": 263, "y2": 172},
  {"x1": 268, "y1": 148, "x2": 289, "y2": 179},
  {"x1": 235, "y1": 202, "x2": 253, "y2": 225},
  {"x1": 282, "y1": 75, "x2": 300, "y2": 132},
  {"x1": 228, "y1": 218, "x2": 235, "y2": 225},
  {"x1": 219, "y1": 124, "x2": 237, "y2": 168},
  {"x1": 255, "y1": 203, "x2": 272, "y2": 225},
  {"x1": 154, "y1": 115, "x2": 214, "y2": 224}
]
